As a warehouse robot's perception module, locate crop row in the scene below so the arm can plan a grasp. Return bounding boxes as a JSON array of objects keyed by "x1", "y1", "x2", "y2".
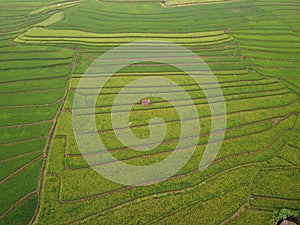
[
  {"x1": 15, "y1": 27, "x2": 233, "y2": 47},
  {"x1": 165, "y1": 0, "x2": 239, "y2": 7}
]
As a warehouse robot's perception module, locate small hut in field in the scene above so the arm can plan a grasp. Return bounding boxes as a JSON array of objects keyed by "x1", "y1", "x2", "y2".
[{"x1": 141, "y1": 99, "x2": 151, "y2": 106}]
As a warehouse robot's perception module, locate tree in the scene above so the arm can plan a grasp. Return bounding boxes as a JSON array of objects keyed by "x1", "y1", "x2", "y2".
[{"x1": 269, "y1": 209, "x2": 300, "y2": 225}]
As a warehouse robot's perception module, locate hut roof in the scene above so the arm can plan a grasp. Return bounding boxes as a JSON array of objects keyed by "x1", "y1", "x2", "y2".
[
  {"x1": 279, "y1": 220, "x2": 298, "y2": 225},
  {"x1": 141, "y1": 99, "x2": 151, "y2": 105}
]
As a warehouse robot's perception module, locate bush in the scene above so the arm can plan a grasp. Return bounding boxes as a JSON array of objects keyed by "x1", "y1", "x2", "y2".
[{"x1": 269, "y1": 209, "x2": 300, "y2": 225}]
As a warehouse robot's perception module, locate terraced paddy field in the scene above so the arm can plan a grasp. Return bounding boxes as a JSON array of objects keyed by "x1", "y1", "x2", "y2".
[{"x1": 1, "y1": 0, "x2": 300, "y2": 224}]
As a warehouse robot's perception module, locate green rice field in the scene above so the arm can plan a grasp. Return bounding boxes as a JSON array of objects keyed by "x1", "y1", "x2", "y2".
[{"x1": 0, "y1": 0, "x2": 300, "y2": 224}]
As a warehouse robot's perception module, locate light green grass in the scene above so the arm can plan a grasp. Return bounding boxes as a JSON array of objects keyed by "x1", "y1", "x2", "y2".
[{"x1": 28, "y1": 1, "x2": 83, "y2": 15}]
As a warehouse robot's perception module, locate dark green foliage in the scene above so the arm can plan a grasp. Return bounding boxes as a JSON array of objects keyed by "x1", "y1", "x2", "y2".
[
  {"x1": 0, "y1": 195, "x2": 38, "y2": 225},
  {"x1": 269, "y1": 209, "x2": 300, "y2": 225}
]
